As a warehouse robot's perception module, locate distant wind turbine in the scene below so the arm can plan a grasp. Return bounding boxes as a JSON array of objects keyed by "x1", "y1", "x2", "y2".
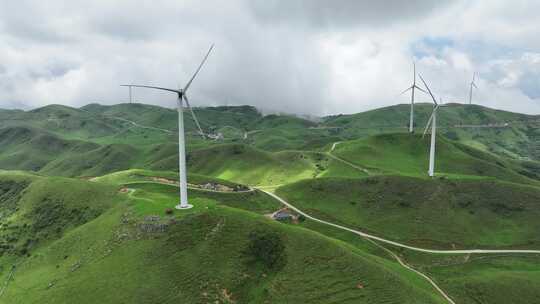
[
  {"x1": 121, "y1": 44, "x2": 214, "y2": 209},
  {"x1": 126, "y1": 85, "x2": 133, "y2": 103},
  {"x1": 399, "y1": 62, "x2": 427, "y2": 133},
  {"x1": 419, "y1": 74, "x2": 443, "y2": 177},
  {"x1": 468, "y1": 72, "x2": 478, "y2": 105}
]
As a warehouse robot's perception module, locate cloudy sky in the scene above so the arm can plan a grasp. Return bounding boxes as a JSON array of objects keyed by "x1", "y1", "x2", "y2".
[{"x1": 1, "y1": 0, "x2": 539, "y2": 115}]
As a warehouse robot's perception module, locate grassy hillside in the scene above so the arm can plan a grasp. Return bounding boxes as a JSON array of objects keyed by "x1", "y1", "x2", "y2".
[
  {"x1": 0, "y1": 125, "x2": 364, "y2": 182},
  {"x1": 396, "y1": 250, "x2": 540, "y2": 304},
  {"x1": 0, "y1": 172, "x2": 447, "y2": 304},
  {"x1": 2, "y1": 102, "x2": 538, "y2": 159},
  {"x1": 276, "y1": 176, "x2": 540, "y2": 249},
  {"x1": 188, "y1": 144, "x2": 366, "y2": 186},
  {"x1": 188, "y1": 144, "x2": 316, "y2": 186},
  {"x1": 0, "y1": 127, "x2": 100, "y2": 172},
  {"x1": 324, "y1": 103, "x2": 540, "y2": 160},
  {"x1": 0, "y1": 171, "x2": 119, "y2": 257},
  {"x1": 332, "y1": 133, "x2": 537, "y2": 184},
  {"x1": 2, "y1": 101, "x2": 540, "y2": 303},
  {"x1": 426, "y1": 255, "x2": 540, "y2": 304}
]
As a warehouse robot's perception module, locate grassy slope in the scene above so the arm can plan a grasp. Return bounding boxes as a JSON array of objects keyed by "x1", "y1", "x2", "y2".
[
  {"x1": 188, "y1": 144, "x2": 314, "y2": 186},
  {"x1": 2, "y1": 102, "x2": 539, "y2": 158},
  {"x1": 323, "y1": 103, "x2": 540, "y2": 160},
  {"x1": 0, "y1": 173, "x2": 446, "y2": 304},
  {"x1": 332, "y1": 133, "x2": 537, "y2": 185},
  {"x1": 0, "y1": 124, "x2": 364, "y2": 182},
  {"x1": 396, "y1": 249, "x2": 540, "y2": 304},
  {"x1": 0, "y1": 171, "x2": 119, "y2": 257},
  {"x1": 275, "y1": 176, "x2": 540, "y2": 249},
  {"x1": 426, "y1": 255, "x2": 540, "y2": 304}
]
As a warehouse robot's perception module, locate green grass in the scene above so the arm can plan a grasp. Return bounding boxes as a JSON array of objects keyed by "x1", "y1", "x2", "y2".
[
  {"x1": 0, "y1": 172, "x2": 448, "y2": 304},
  {"x1": 393, "y1": 248, "x2": 540, "y2": 304},
  {"x1": 323, "y1": 103, "x2": 540, "y2": 161},
  {"x1": 426, "y1": 254, "x2": 540, "y2": 304},
  {"x1": 276, "y1": 176, "x2": 540, "y2": 249},
  {"x1": 1, "y1": 101, "x2": 540, "y2": 302},
  {"x1": 0, "y1": 172, "x2": 120, "y2": 257},
  {"x1": 333, "y1": 133, "x2": 538, "y2": 185},
  {"x1": 188, "y1": 144, "x2": 313, "y2": 185}
]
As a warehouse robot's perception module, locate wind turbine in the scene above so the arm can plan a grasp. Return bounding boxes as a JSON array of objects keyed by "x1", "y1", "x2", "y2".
[
  {"x1": 121, "y1": 44, "x2": 213, "y2": 209},
  {"x1": 126, "y1": 85, "x2": 133, "y2": 103},
  {"x1": 419, "y1": 74, "x2": 440, "y2": 177},
  {"x1": 400, "y1": 62, "x2": 427, "y2": 133},
  {"x1": 468, "y1": 72, "x2": 478, "y2": 105}
]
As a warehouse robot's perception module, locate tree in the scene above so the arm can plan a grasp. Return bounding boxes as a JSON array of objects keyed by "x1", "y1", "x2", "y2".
[{"x1": 245, "y1": 229, "x2": 286, "y2": 270}]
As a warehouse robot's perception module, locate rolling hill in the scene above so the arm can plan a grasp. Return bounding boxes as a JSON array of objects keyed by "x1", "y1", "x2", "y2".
[
  {"x1": 0, "y1": 171, "x2": 448, "y2": 304},
  {"x1": 323, "y1": 103, "x2": 540, "y2": 161},
  {"x1": 1, "y1": 101, "x2": 540, "y2": 303},
  {"x1": 275, "y1": 176, "x2": 540, "y2": 249},
  {"x1": 331, "y1": 133, "x2": 538, "y2": 184}
]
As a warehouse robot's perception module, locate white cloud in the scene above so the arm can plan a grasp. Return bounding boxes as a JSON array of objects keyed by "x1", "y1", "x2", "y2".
[{"x1": 0, "y1": 0, "x2": 539, "y2": 115}]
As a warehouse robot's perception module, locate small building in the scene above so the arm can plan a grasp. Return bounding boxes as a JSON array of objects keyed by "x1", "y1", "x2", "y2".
[
  {"x1": 272, "y1": 210, "x2": 294, "y2": 221},
  {"x1": 207, "y1": 132, "x2": 224, "y2": 140}
]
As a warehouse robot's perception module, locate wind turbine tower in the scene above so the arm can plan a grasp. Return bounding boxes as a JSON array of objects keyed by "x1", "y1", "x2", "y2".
[
  {"x1": 121, "y1": 44, "x2": 213, "y2": 209},
  {"x1": 400, "y1": 62, "x2": 427, "y2": 133},
  {"x1": 469, "y1": 72, "x2": 478, "y2": 105},
  {"x1": 127, "y1": 85, "x2": 133, "y2": 103},
  {"x1": 419, "y1": 74, "x2": 441, "y2": 177}
]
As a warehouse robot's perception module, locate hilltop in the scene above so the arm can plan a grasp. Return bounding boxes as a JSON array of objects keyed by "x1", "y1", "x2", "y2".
[
  {"x1": 2, "y1": 102, "x2": 539, "y2": 160},
  {"x1": 323, "y1": 103, "x2": 540, "y2": 160}
]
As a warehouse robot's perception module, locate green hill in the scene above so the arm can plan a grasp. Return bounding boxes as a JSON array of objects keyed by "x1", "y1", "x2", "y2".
[
  {"x1": 0, "y1": 172, "x2": 447, "y2": 304},
  {"x1": 3, "y1": 102, "x2": 538, "y2": 159},
  {"x1": 332, "y1": 133, "x2": 537, "y2": 184},
  {"x1": 324, "y1": 103, "x2": 540, "y2": 161},
  {"x1": 275, "y1": 176, "x2": 540, "y2": 249},
  {"x1": 396, "y1": 249, "x2": 540, "y2": 304},
  {"x1": 188, "y1": 143, "x2": 366, "y2": 186},
  {"x1": 2, "y1": 102, "x2": 540, "y2": 303}
]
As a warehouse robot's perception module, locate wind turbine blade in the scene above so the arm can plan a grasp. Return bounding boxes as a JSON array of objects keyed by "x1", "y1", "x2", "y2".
[
  {"x1": 422, "y1": 109, "x2": 435, "y2": 138},
  {"x1": 120, "y1": 84, "x2": 180, "y2": 94},
  {"x1": 399, "y1": 86, "x2": 412, "y2": 95},
  {"x1": 418, "y1": 74, "x2": 437, "y2": 105},
  {"x1": 183, "y1": 44, "x2": 214, "y2": 93},
  {"x1": 413, "y1": 85, "x2": 428, "y2": 94},
  {"x1": 183, "y1": 95, "x2": 205, "y2": 139},
  {"x1": 413, "y1": 61, "x2": 416, "y2": 85},
  {"x1": 472, "y1": 83, "x2": 478, "y2": 89}
]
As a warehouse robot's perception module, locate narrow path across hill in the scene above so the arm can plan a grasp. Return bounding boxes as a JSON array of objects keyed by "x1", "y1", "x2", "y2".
[
  {"x1": 257, "y1": 190, "x2": 540, "y2": 304},
  {"x1": 259, "y1": 188, "x2": 456, "y2": 303},
  {"x1": 0, "y1": 265, "x2": 16, "y2": 298},
  {"x1": 123, "y1": 180, "x2": 255, "y2": 194},
  {"x1": 326, "y1": 141, "x2": 371, "y2": 174},
  {"x1": 105, "y1": 115, "x2": 173, "y2": 134},
  {"x1": 258, "y1": 189, "x2": 540, "y2": 255},
  {"x1": 365, "y1": 238, "x2": 456, "y2": 304}
]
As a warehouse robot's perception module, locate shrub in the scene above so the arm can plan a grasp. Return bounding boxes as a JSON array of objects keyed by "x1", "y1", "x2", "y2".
[
  {"x1": 245, "y1": 229, "x2": 286, "y2": 270},
  {"x1": 165, "y1": 208, "x2": 174, "y2": 215}
]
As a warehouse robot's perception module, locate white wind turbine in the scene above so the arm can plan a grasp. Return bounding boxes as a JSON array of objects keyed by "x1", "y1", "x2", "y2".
[
  {"x1": 418, "y1": 74, "x2": 442, "y2": 177},
  {"x1": 121, "y1": 44, "x2": 213, "y2": 209},
  {"x1": 468, "y1": 72, "x2": 478, "y2": 105},
  {"x1": 400, "y1": 62, "x2": 427, "y2": 133},
  {"x1": 126, "y1": 85, "x2": 134, "y2": 103}
]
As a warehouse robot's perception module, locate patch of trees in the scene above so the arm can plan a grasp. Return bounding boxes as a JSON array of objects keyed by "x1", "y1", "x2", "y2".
[{"x1": 245, "y1": 229, "x2": 286, "y2": 270}]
